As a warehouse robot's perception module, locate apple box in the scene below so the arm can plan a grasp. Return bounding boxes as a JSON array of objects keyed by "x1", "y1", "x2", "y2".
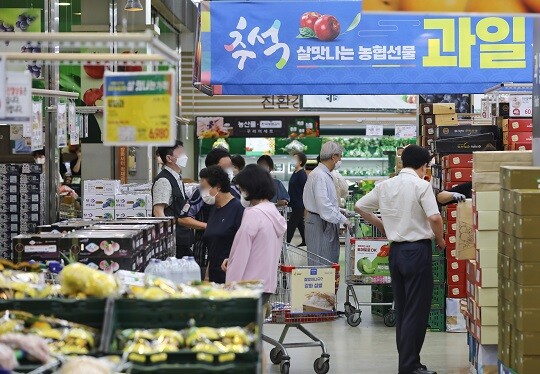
[{"x1": 353, "y1": 239, "x2": 391, "y2": 277}]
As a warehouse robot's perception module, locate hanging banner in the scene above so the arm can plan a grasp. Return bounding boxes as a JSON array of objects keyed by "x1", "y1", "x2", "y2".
[
  {"x1": 196, "y1": 1, "x2": 533, "y2": 94},
  {"x1": 57, "y1": 102, "x2": 68, "y2": 148},
  {"x1": 196, "y1": 115, "x2": 319, "y2": 139},
  {"x1": 1, "y1": 71, "x2": 32, "y2": 125},
  {"x1": 68, "y1": 101, "x2": 79, "y2": 145},
  {"x1": 31, "y1": 100, "x2": 44, "y2": 151},
  {"x1": 301, "y1": 95, "x2": 417, "y2": 112},
  {"x1": 103, "y1": 71, "x2": 176, "y2": 146},
  {"x1": 0, "y1": 56, "x2": 5, "y2": 119}
]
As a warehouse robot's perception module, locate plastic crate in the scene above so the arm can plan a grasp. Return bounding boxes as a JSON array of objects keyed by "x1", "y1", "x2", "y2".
[
  {"x1": 431, "y1": 240, "x2": 444, "y2": 258},
  {"x1": 126, "y1": 362, "x2": 258, "y2": 374},
  {"x1": 431, "y1": 285, "x2": 446, "y2": 309},
  {"x1": 0, "y1": 298, "x2": 106, "y2": 328},
  {"x1": 432, "y1": 258, "x2": 446, "y2": 284},
  {"x1": 427, "y1": 308, "x2": 445, "y2": 332}
]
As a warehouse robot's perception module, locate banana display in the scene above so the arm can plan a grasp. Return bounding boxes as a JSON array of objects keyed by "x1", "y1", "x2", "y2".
[
  {"x1": 0, "y1": 310, "x2": 98, "y2": 355},
  {"x1": 0, "y1": 270, "x2": 61, "y2": 299},
  {"x1": 116, "y1": 325, "x2": 255, "y2": 363}
]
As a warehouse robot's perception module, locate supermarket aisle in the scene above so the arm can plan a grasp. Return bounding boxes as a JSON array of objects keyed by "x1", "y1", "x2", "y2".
[{"x1": 264, "y1": 244, "x2": 470, "y2": 374}]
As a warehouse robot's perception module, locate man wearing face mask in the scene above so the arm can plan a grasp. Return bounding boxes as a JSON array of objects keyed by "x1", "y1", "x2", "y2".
[
  {"x1": 152, "y1": 141, "x2": 194, "y2": 258},
  {"x1": 303, "y1": 141, "x2": 350, "y2": 265},
  {"x1": 199, "y1": 166, "x2": 244, "y2": 283},
  {"x1": 355, "y1": 145, "x2": 443, "y2": 374},
  {"x1": 178, "y1": 147, "x2": 239, "y2": 273},
  {"x1": 32, "y1": 149, "x2": 78, "y2": 199}
]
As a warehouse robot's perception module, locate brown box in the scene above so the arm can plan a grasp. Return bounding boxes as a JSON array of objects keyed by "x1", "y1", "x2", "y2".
[
  {"x1": 514, "y1": 309, "x2": 540, "y2": 332},
  {"x1": 513, "y1": 215, "x2": 540, "y2": 239},
  {"x1": 501, "y1": 166, "x2": 540, "y2": 190},
  {"x1": 499, "y1": 211, "x2": 513, "y2": 235},
  {"x1": 420, "y1": 114, "x2": 458, "y2": 126},
  {"x1": 498, "y1": 231, "x2": 510, "y2": 256},
  {"x1": 512, "y1": 189, "x2": 540, "y2": 216},
  {"x1": 506, "y1": 118, "x2": 533, "y2": 132},
  {"x1": 422, "y1": 125, "x2": 436, "y2": 137},
  {"x1": 516, "y1": 356, "x2": 540, "y2": 374},
  {"x1": 503, "y1": 300, "x2": 513, "y2": 323},
  {"x1": 514, "y1": 284, "x2": 540, "y2": 308},
  {"x1": 513, "y1": 237, "x2": 540, "y2": 262},
  {"x1": 513, "y1": 261, "x2": 540, "y2": 286},
  {"x1": 516, "y1": 331, "x2": 540, "y2": 355},
  {"x1": 456, "y1": 200, "x2": 475, "y2": 260},
  {"x1": 499, "y1": 254, "x2": 511, "y2": 280},
  {"x1": 420, "y1": 102, "x2": 456, "y2": 115},
  {"x1": 500, "y1": 189, "x2": 513, "y2": 213}
]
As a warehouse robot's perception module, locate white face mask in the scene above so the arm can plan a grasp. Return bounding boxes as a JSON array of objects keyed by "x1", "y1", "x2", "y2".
[
  {"x1": 240, "y1": 192, "x2": 250, "y2": 208},
  {"x1": 226, "y1": 167, "x2": 234, "y2": 181},
  {"x1": 175, "y1": 154, "x2": 188, "y2": 168},
  {"x1": 201, "y1": 188, "x2": 217, "y2": 205},
  {"x1": 35, "y1": 157, "x2": 45, "y2": 165},
  {"x1": 334, "y1": 160, "x2": 342, "y2": 170}
]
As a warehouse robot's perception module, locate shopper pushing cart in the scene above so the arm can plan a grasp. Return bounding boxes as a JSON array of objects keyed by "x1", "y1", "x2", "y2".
[{"x1": 355, "y1": 145, "x2": 445, "y2": 374}]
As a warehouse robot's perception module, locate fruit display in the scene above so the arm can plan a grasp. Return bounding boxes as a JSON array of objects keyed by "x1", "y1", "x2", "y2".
[
  {"x1": 60, "y1": 263, "x2": 118, "y2": 298},
  {"x1": 0, "y1": 310, "x2": 98, "y2": 355},
  {"x1": 0, "y1": 269, "x2": 60, "y2": 299},
  {"x1": 324, "y1": 136, "x2": 415, "y2": 158},
  {"x1": 115, "y1": 325, "x2": 255, "y2": 362}
]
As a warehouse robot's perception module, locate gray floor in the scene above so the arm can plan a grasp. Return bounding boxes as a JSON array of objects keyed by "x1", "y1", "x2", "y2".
[{"x1": 264, "y1": 240, "x2": 471, "y2": 374}]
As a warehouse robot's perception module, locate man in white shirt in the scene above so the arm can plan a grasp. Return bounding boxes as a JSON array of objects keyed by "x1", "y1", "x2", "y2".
[
  {"x1": 355, "y1": 145, "x2": 444, "y2": 374},
  {"x1": 303, "y1": 141, "x2": 350, "y2": 265}
]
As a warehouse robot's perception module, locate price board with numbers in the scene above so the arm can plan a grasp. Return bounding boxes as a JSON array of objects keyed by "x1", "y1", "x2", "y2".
[{"x1": 103, "y1": 71, "x2": 176, "y2": 146}]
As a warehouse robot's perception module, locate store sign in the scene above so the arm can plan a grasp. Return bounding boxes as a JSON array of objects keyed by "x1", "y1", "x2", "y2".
[
  {"x1": 196, "y1": 2, "x2": 533, "y2": 94},
  {"x1": 366, "y1": 124, "x2": 383, "y2": 137},
  {"x1": 196, "y1": 116, "x2": 319, "y2": 138},
  {"x1": 103, "y1": 71, "x2": 176, "y2": 146},
  {"x1": 261, "y1": 95, "x2": 299, "y2": 110},
  {"x1": 290, "y1": 267, "x2": 336, "y2": 313},
  {"x1": 1, "y1": 71, "x2": 32, "y2": 126},
  {"x1": 117, "y1": 146, "x2": 129, "y2": 184},
  {"x1": 31, "y1": 100, "x2": 43, "y2": 151},
  {"x1": 302, "y1": 95, "x2": 416, "y2": 112},
  {"x1": 395, "y1": 124, "x2": 416, "y2": 138}
]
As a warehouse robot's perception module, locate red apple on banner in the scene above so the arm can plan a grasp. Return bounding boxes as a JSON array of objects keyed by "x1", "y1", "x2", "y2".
[
  {"x1": 83, "y1": 64, "x2": 105, "y2": 79},
  {"x1": 300, "y1": 12, "x2": 321, "y2": 30},
  {"x1": 314, "y1": 15, "x2": 340, "y2": 41},
  {"x1": 83, "y1": 88, "x2": 103, "y2": 106}
]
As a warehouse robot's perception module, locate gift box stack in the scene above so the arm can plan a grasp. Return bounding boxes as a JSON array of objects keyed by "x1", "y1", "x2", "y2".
[
  {"x1": 491, "y1": 95, "x2": 532, "y2": 151},
  {"x1": 0, "y1": 163, "x2": 46, "y2": 259},
  {"x1": 463, "y1": 152, "x2": 533, "y2": 373},
  {"x1": 498, "y1": 166, "x2": 540, "y2": 373},
  {"x1": 419, "y1": 102, "x2": 458, "y2": 150},
  {"x1": 83, "y1": 180, "x2": 153, "y2": 220}
]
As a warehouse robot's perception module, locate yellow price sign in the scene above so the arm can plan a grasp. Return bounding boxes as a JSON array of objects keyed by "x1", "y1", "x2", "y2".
[{"x1": 103, "y1": 71, "x2": 176, "y2": 146}]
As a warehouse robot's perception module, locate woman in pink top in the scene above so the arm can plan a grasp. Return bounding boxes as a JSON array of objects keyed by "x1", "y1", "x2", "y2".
[{"x1": 222, "y1": 164, "x2": 287, "y2": 304}]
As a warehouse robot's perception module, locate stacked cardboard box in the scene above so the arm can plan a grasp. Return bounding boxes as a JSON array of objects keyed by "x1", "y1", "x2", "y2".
[
  {"x1": 493, "y1": 95, "x2": 532, "y2": 151},
  {"x1": 419, "y1": 103, "x2": 458, "y2": 150},
  {"x1": 498, "y1": 166, "x2": 540, "y2": 373}
]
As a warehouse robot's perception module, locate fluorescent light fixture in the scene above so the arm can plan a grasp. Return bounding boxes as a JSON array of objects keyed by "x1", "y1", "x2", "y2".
[
  {"x1": 73, "y1": 12, "x2": 81, "y2": 15},
  {"x1": 58, "y1": 2, "x2": 71, "y2": 6},
  {"x1": 125, "y1": 0, "x2": 143, "y2": 11}
]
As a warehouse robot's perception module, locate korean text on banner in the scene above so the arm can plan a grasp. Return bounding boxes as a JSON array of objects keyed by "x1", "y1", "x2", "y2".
[
  {"x1": 2, "y1": 71, "x2": 32, "y2": 125},
  {"x1": 291, "y1": 267, "x2": 336, "y2": 313},
  {"x1": 197, "y1": 1, "x2": 533, "y2": 95},
  {"x1": 103, "y1": 71, "x2": 176, "y2": 146}
]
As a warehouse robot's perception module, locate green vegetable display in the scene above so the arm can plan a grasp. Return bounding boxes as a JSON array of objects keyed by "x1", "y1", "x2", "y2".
[{"x1": 323, "y1": 136, "x2": 416, "y2": 158}]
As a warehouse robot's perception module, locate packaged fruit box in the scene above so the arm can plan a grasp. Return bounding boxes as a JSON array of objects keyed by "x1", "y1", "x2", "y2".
[{"x1": 352, "y1": 239, "x2": 390, "y2": 277}]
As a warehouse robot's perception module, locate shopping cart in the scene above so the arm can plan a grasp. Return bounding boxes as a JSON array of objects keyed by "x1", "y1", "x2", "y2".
[
  {"x1": 344, "y1": 214, "x2": 396, "y2": 328},
  {"x1": 263, "y1": 226, "x2": 340, "y2": 374}
]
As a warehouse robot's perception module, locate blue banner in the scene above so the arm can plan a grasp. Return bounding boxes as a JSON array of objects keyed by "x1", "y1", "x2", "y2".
[{"x1": 196, "y1": 1, "x2": 533, "y2": 94}]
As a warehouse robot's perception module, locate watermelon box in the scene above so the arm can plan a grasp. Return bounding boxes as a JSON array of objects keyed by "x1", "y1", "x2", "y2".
[{"x1": 353, "y1": 239, "x2": 391, "y2": 276}]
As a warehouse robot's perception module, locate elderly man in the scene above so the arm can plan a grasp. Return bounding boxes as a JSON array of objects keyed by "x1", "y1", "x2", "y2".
[
  {"x1": 303, "y1": 141, "x2": 350, "y2": 265},
  {"x1": 355, "y1": 145, "x2": 444, "y2": 374}
]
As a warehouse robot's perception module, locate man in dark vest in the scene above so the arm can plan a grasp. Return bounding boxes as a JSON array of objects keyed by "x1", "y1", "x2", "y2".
[{"x1": 152, "y1": 141, "x2": 194, "y2": 258}]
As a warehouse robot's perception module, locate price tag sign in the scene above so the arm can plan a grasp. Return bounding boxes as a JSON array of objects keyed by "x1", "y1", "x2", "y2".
[
  {"x1": 366, "y1": 124, "x2": 383, "y2": 137},
  {"x1": 103, "y1": 71, "x2": 176, "y2": 146},
  {"x1": 2, "y1": 71, "x2": 32, "y2": 126},
  {"x1": 31, "y1": 100, "x2": 44, "y2": 151},
  {"x1": 395, "y1": 125, "x2": 417, "y2": 138},
  {"x1": 57, "y1": 103, "x2": 67, "y2": 148},
  {"x1": 68, "y1": 102, "x2": 79, "y2": 145}
]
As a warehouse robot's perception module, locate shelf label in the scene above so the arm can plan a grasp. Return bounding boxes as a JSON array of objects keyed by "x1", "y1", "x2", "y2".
[
  {"x1": 395, "y1": 125, "x2": 416, "y2": 138},
  {"x1": 366, "y1": 124, "x2": 383, "y2": 137}
]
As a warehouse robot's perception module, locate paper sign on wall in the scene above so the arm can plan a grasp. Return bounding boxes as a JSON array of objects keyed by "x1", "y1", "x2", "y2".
[
  {"x1": 68, "y1": 101, "x2": 79, "y2": 145},
  {"x1": 31, "y1": 100, "x2": 44, "y2": 151},
  {"x1": 2, "y1": 71, "x2": 32, "y2": 125},
  {"x1": 57, "y1": 102, "x2": 67, "y2": 148},
  {"x1": 395, "y1": 125, "x2": 416, "y2": 138},
  {"x1": 366, "y1": 124, "x2": 383, "y2": 137}
]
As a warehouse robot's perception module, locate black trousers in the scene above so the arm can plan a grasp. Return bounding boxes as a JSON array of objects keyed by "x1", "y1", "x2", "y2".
[
  {"x1": 286, "y1": 207, "x2": 306, "y2": 244},
  {"x1": 389, "y1": 240, "x2": 433, "y2": 374},
  {"x1": 176, "y1": 243, "x2": 193, "y2": 259}
]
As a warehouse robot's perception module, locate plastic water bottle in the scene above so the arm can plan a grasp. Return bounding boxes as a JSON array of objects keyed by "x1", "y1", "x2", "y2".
[
  {"x1": 145, "y1": 259, "x2": 161, "y2": 277},
  {"x1": 187, "y1": 256, "x2": 202, "y2": 282},
  {"x1": 176, "y1": 257, "x2": 188, "y2": 284}
]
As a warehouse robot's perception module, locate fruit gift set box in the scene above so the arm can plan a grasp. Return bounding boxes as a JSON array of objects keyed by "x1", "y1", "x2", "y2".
[{"x1": 351, "y1": 239, "x2": 391, "y2": 283}]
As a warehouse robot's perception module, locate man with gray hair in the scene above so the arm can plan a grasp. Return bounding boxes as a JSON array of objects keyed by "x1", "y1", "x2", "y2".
[{"x1": 303, "y1": 141, "x2": 350, "y2": 264}]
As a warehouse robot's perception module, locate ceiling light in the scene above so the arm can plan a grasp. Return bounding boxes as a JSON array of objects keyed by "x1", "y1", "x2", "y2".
[
  {"x1": 73, "y1": 12, "x2": 81, "y2": 16},
  {"x1": 125, "y1": 0, "x2": 143, "y2": 11},
  {"x1": 58, "y1": 2, "x2": 71, "y2": 6}
]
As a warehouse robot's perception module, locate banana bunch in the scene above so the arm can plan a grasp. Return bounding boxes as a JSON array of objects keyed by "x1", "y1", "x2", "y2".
[
  {"x1": 0, "y1": 270, "x2": 60, "y2": 299},
  {"x1": 60, "y1": 263, "x2": 118, "y2": 298}
]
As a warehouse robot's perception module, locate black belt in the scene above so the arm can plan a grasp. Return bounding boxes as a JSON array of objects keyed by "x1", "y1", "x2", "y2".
[
  {"x1": 391, "y1": 239, "x2": 431, "y2": 245},
  {"x1": 307, "y1": 211, "x2": 319, "y2": 216}
]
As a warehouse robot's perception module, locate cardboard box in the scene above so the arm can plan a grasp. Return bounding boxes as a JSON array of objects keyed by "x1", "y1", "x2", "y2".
[
  {"x1": 475, "y1": 267, "x2": 498, "y2": 288},
  {"x1": 472, "y1": 183, "x2": 500, "y2": 192},
  {"x1": 432, "y1": 138, "x2": 498, "y2": 155},
  {"x1": 447, "y1": 271, "x2": 467, "y2": 286},
  {"x1": 420, "y1": 102, "x2": 456, "y2": 115},
  {"x1": 114, "y1": 209, "x2": 149, "y2": 219},
  {"x1": 514, "y1": 284, "x2": 540, "y2": 308},
  {"x1": 472, "y1": 171, "x2": 500, "y2": 185},
  {"x1": 512, "y1": 189, "x2": 540, "y2": 216},
  {"x1": 476, "y1": 248, "x2": 497, "y2": 268},
  {"x1": 492, "y1": 102, "x2": 510, "y2": 117},
  {"x1": 420, "y1": 114, "x2": 458, "y2": 126},
  {"x1": 511, "y1": 142, "x2": 532, "y2": 151},
  {"x1": 513, "y1": 261, "x2": 540, "y2": 285},
  {"x1": 114, "y1": 194, "x2": 151, "y2": 210},
  {"x1": 445, "y1": 168, "x2": 473, "y2": 182},
  {"x1": 83, "y1": 180, "x2": 121, "y2": 195},
  {"x1": 506, "y1": 118, "x2": 533, "y2": 132},
  {"x1": 472, "y1": 191, "x2": 500, "y2": 212},
  {"x1": 443, "y1": 154, "x2": 473, "y2": 169},
  {"x1": 476, "y1": 322, "x2": 498, "y2": 345},
  {"x1": 477, "y1": 305, "x2": 498, "y2": 326},
  {"x1": 504, "y1": 131, "x2": 533, "y2": 146},
  {"x1": 446, "y1": 246, "x2": 458, "y2": 260},
  {"x1": 443, "y1": 204, "x2": 458, "y2": 221},
  {"x1": 500, "y1": 189, "x2": 513, "y2": 213},
  {"x1": 90, "y1": 224, "x2": 156, "y2": 246},
  {"x1": 11, "y1": 233, "x2": 63, "y2": 262},
  {"x1": 422, "y1": 125, "x2": 437, "y2": 137},
  {"x1": 445, "y1": 221, "x2": 458, "y2": 235},
  {"x1": 516, "y1": 356, "x2": 540, "y2": 374},
  {"x1": 456, "y1": 199, "x2": 475, "y2": 260},
  {"x1": 473, "y1": 150, "x2": 533, "y2": 163},
  {"x1": 475, "y1": 230, "x2": 498, "y2": 250},
  {"x1": 476, "y1": 286, "x2": 498, "y2": 307},
  {"x1": 58, "y1": 230, "x2": 145, "y2": 258},
  {"x1": 509, "y1": 94, "x2": 533, "y2": 117},
  {"x1": 514, "y1": 237, "x2": 540, "y2": 262},
  {"x1": 421, "y1": 136, "x2": 436, "y2": 148},
  {"x1": 515, "y1": 331, "x2": 540, "y2": 355},
  {"x1": 83, "y1": 195, "x2": 116, "y2": 210},
  {"x1": 501, "y1": 166, "x2": 540, "y2": 190},
  {"x1": 82, "y1": 209, "x2": 115, "y2": 220},
  {"x1": 436, "y1": 125, "x2": 500, "y2": 139},
  {"x1": 514, "y1": 216, "x2": 540, "y2": 239},
  {"x1": 448, "y1": 284, "x2": 466, "y2": 298},
  {"x1": 448, "y1": 259, "x2": 467, "y2": 273},
  {"x1": 514, "y1": 309, "x2": 540, "y2": 332},
  {"x1": 473, "y1": 210, "x2": 499, "y2": 231}
]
